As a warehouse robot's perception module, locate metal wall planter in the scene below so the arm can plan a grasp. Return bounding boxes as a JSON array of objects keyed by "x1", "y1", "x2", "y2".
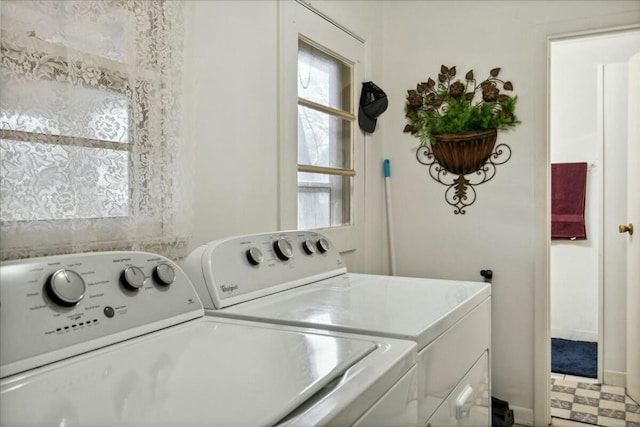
[{"x1": 416, "y1": 133, "x2": 511, "y2": 214}]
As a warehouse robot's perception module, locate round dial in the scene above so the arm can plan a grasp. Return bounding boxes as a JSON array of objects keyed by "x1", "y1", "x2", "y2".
[
  {"x1": 246, "y1": 247, "x2": 264, "y2": 265},
  {"x1": 154, "y1": 263, "x2": 175, "y2": 286},
  {"x1": 273, "y1": 238, "x2": 294, "y2": 261},
  {"x1": 302, "y1": 239, "x2": 316, "y2": 255},
  {"x1": 316, "y1": 238, "x2": 330, "y2": 253},
  {"x1": 46, "y1": 269, "x2": 86, "y2": 307},
  {"x1": 121, "y1": 266, "x2": 145, "y2": 290}
]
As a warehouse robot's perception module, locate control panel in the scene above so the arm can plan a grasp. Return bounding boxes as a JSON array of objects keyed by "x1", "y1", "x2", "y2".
[
  {"x1": 183, "y1": 231, "x2": 346, "y2": 309},
  {"x1": 0, "y1": 252, "x2": 202, "y2": 378}
]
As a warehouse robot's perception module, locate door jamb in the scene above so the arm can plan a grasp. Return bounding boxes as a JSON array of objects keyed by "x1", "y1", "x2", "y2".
[{"x1": 540, "y1": 24, "x2": 640, "y2": 427}]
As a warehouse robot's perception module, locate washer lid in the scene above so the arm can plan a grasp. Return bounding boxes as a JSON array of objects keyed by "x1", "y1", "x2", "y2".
[
  {"x1": 216, "y1": 273, "x2": 491, "y2": 350},
  {"x1": 0, "y1": 319, "x2": 379, "y2": 427}
]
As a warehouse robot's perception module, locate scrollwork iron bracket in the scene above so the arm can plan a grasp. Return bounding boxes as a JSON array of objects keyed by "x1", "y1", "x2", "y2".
[{"x1": 416, "y1": 143, "x2": 512, "y2": 214}]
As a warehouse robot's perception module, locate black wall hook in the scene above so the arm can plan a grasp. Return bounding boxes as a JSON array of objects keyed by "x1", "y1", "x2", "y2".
[{"x1": 480, "y1": 269, "x2": 493, "y2": 283}]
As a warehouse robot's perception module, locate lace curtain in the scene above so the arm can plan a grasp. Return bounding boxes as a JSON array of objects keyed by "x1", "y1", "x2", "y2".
[{"x1": 0, "y1": 0, "x2": 190, "y2": 260}]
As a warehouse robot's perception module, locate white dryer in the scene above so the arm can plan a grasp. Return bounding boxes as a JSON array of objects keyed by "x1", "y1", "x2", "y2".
[
  {"x1": 184, "y1": 230, "x2": 492, "y2": 427},
  {"x1": 0, "y1": 251, "x2": 418, "y2": 426}
]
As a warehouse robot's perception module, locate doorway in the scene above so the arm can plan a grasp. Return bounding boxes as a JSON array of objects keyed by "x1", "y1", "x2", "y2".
[{"x1": 549, "y1": 28, "x2": 640, "y2": 424}]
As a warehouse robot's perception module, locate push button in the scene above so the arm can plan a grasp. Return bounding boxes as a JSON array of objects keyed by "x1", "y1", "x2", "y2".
[{"x1": 103, "y1": 306, "x2": 115, "y2": 318}]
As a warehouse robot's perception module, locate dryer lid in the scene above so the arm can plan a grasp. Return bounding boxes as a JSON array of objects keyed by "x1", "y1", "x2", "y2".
[{"x1": 217, "y1": 273, "x2": 491, "y2": 350}]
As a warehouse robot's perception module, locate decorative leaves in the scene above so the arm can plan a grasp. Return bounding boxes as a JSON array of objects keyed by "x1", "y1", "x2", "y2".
[
  {"x1": 440, "y1": 65, "x2": 457, "y2": 77},
  {"x1": 437, "y1": 65, "x2": 458, "y2": 82},
  {"x1": 403, "y1": 124, "x2": 416, "y2": 134},
  {"x1": 482, "y1": 82, "x2": 499, "y2": 102},
  {"x1": 449, "y1": 81, "x2": 465, "y2": 98},
  {"x1": 406, "y1": 90, "x2": 423, "y2": 108},
  {"x1": 403, "y1": 65, "x2": 520, "y2": 143}
]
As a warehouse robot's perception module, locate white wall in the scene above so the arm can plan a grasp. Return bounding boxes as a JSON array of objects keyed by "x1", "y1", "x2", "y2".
[
  {"x1": 379, "y1": 1, "x2": 640, "y2": 423},
  {"x1": 180, "y1": 0, "x2": 640, "y2": 424},
  {"x1": 182, "y1": 0, "x2": 280, "y2": 247},
  {"x1": 550, "y1": 38, "x2": 601, "y2": 344},
  {"x1": 550, "y1": 32, "x2": 639, "y2": 382}
]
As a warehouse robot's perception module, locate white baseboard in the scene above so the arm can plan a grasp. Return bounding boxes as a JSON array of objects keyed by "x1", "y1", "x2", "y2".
[
  {"x1": 604, "y1": 370, "x2": 626, "y2": 387},
  {"x1": 551, "y1": 328, "x2": 597, "y2": 342},
  {"x1": 512, "y1": 405, "x2": 534, "y2": 427}
]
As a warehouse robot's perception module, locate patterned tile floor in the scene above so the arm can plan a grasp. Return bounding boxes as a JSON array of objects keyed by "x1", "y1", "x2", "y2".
[{"x1": 551, "y1": 374, "x2": 640, "y2": 427}]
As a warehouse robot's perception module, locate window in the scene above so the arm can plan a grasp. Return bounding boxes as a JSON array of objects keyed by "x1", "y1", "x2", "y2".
[
  {"x1": 0, "y1": 1, "x2": 187, "y2": 260},
  {"x1": 1, "y1": 52, "x2": 133, "y2": 223},
  {"x1": 280, "y1": 2, "x2": 365, "y2": 258},
  {"x1": 297, "y1": 39, "x2": 354, "y2": 229}
]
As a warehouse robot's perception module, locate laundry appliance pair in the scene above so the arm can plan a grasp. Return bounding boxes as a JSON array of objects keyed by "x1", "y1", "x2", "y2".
[
  {"x1": 0, "y1": 250, "x2": 416, "y2": 426},
  {"x1": 0, "y1": 229, "x2": 491, "y2": 426}
]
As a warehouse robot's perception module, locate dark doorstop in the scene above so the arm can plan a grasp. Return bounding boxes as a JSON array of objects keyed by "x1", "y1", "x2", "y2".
[{"x1": 492, "y1": 396, "x2": 514, "y2": 427}]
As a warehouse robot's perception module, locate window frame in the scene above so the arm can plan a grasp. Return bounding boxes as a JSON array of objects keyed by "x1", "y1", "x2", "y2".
[{"x1": 278, "y1": 1, "x2": 365, "y2": 264}]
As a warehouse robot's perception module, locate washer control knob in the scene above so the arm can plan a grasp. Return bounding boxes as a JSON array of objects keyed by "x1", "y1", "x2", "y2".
[
  {"x1": 121, "y1": 266, "x2": 145, "y2": 290},
  {"x1": 154, "y1": 263, "x2": 175, "y2": 286},
  {"x1": 246, "y1": 247, "x2": 264, "y2": 265},
  {"x1": 273, "y1": 238, "x2": 294, "y2": 261},
  {"x1": 302, "y1": 239, "x2": 316, "y2": 255},
  {"x1": 316, "y1": 238, "x2": 330, "y2": 253},
  {"x1": 46, "y1": 269, "x2": 86, "y2": 307}
]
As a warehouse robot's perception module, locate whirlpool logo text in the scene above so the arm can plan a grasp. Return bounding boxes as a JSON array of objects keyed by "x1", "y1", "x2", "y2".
[{"x1": 220, "y1": 284, "x2": 239, "y2": 293}]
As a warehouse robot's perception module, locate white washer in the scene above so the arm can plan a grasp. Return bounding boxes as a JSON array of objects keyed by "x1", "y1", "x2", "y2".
[
  {"x1": 0, "y1": 251, "x2": 418, "y2": 426},
  {"x1": 184, "y1": 230, "x2": 492, "y2": 427}
]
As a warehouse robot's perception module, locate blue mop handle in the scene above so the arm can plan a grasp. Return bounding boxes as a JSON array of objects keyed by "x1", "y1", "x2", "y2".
[{"x1": 383, "y1": 159, "x2": 396, "y2": 275}]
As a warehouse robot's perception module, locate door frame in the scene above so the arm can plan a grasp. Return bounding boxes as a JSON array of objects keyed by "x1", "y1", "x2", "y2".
[{"x1": 539, "y1": 24, "x2": 640, "y2": 427}]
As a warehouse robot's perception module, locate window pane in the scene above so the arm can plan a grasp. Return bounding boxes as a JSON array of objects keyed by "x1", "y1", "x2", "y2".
[
  {"x1": 297, "y1": 106, "x2": 351, "y2": 168},
  {"x1": 0, "y1": 139, "x2": 129, "y2": 221},
  {"x1": 298, "y1": 39, "x2": 351, "y2": 112},
  {"x1": 297, "y1": 172, "x2": 351, "y2": 229},
  {"x1": 0, "y1": 1, "x2": 130, "y2": 63},
  {"x1": 0, "y1": 79, "x2": 130, "y2": 144}
]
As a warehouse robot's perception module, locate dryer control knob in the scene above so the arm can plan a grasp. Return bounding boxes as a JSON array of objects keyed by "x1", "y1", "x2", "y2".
[
  {"x1": 246, "y1": 247, "x2": 264, "y2": 265},
  {"x1": 273, "y1": 238, "x2": 294, "y2": 261},
  {"x1": 121, "y1": 266, "x2": 145, "y2": 290},
  {"x1": 46, "y1": 269, "x2": 86, "y2": 307},
  {"x1": 316, "y1": 238, "x2": 330, "y2": 253},
  {"x1": 302, "y1": 239, "x2": 316, "y2": 255},
  {"x1": 154, "y1": 263, "x2": 175, "y2": 286}
]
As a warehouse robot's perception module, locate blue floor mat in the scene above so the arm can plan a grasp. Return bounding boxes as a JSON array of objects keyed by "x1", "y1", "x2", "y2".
[{"x1": 551, "y1": 338, "x2": 597, "y2": 378}]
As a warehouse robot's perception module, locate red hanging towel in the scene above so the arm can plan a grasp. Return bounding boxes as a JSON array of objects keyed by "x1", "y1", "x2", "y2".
[{"x1": 551, "y1": 162, "x2": 588, "y2": 240}]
